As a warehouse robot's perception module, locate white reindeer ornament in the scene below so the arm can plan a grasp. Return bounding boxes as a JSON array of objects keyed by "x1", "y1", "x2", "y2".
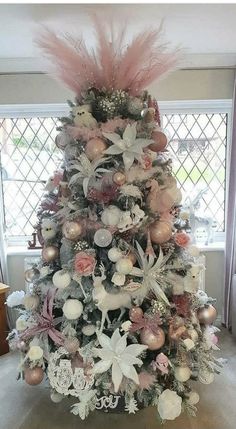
[{"x1": 92, "y1": 265, "x2": 132, "y2": 333}]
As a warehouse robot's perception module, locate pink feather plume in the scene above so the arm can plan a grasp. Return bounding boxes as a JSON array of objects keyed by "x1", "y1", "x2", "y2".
[{"x1": 36, "y1": 16, "x2": 179, "y2": 96}]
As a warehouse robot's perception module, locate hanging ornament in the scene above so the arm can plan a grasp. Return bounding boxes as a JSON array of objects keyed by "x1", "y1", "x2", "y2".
[
  {"x1": 94, "y1": 228, "x2": 112, "y2": 247},
  {"x1": 55, "y1": 131, "x2": 72, "y2": 150},
  {"x1": 24, "y1": 366, "x2": 44, "y2": 385},
  {"x1": 52, "y1": 270, "x2": 71, "y2": 289},
  {"x1": 64, "y1": 337, "x2": 80, "y2": 354},
  {"x1": 82, "y1": 325, "x2": 96, "y2": 336},
  {"x1": 149, "y1": 221, "x2": 172, "y2": 244},
  {"x1": 149, "y1": 130, "x2": 168, "y2": 152},
  {"x1": 28, "y1": 346, "x2": 44, "y2": 361},
  {"x1": 127, "y1": 97, "x2": 144, "y2": 116},
  {"x1": 63, "y1": 299, "x2": 83, "y2": 320},
  {"x1": 116, "y1": 257, "x2": 133, "y2": 275},
  {"x1": 42, "y1": 245, "x2": 59, "y2": 262},
  {"x1": 62, "y1": 221, "x2": 83, "y2": 241},
  {"x1": 197, "y1": 305, "x2": 217, "y2": 325},
  {"x1": 23, "y1": 294, "x2": 40, "y2": 311},
  {"x1": 101, "y1": 205, "x2": 121, "y2": 226},
  {"x1": 140, "y1": 327, "x2": 165, "y2": 350},
  {"x1": 85, "y1": 137, "x2": 107, "y2": 161},
  {"x1": 24, "y1": 267, "x2": 40, "y2": 283},
  {"x1": 174, "y1": 366, "x2": 191, "y2": 382},
  {"x1": 113, "y1": 171, "x2": 126, "y2": 186},
  {"x1": 50, "y1": 391, "x2": 64, "y2": 403},
  {"x1": 129, "y1": 307, "x2": 144, "y2": 322},
  {"x1": 198, "y1": 369, "x2": 215, "y2": 384},
  {"x1": 108, "y1": 247, "x2": 123, "y2": 262},
  {"x1": 187, "y1": 391, "x2": 200, "y2": 405}
]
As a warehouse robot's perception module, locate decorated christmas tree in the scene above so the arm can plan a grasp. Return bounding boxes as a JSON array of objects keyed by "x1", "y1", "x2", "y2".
[{"x1": 6, "y1": 19, "x2": 222, "y2": 422}]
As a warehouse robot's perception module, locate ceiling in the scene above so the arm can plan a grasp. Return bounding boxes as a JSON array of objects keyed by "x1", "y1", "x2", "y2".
[{"x1": 1, "y1": 3, "x2": 236, "y2": 73}]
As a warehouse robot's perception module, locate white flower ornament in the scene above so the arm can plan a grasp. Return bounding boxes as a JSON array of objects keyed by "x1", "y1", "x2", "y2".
[
  {"x1": 103, "y1": 123, "x2": 153, "y2": 170},
  {"x1": 158, "y1": 389, "x2": 182, "y2": 420},
  {"x1": 92, "y1": 328, "x2": 147, "y2": 392}
]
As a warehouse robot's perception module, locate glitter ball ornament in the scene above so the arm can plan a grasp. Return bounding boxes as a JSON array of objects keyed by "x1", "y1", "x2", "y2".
[
  {"x1": 62, "y1": 220, "x2": 83, "y2": 241},
  {"x1": 85, "y1": 137, "x2": 107, "y2": 160},
  {"x1": 50, "y1": 391, "x2": 64, "y2": 403},
  {"x1": 24, "y1": 267, "x2": 40, "y2": 283},
  {"x1": 52, "y1": 270, "x2": 71, "y2": 289},
  {"x1": 108, "y1": 247, "x2": 123, "y2": 262},
  {"x1": 149, "y1": 130, "x2": 168, "y2": 152},
  {"x1": 127, "y1": 97, "x2": 144, "y2": 115},
  {"x1": 42, "y1": 246, "x2": 59, "y2": 263},
  {"x1": 149, "y1": 221, "x2": 172, "y2": 244},
  {"x1": 82, "y1": 324, "x2": 96, "y2": 336},
  {"x1": 64, "y1": 337, "x2": 80, "y2": 353},
  {"x1": 24, "y1": 366, "x2": 44, "y2": 386},
  {"x1": 113, "y1": 171, "x2": 126, "y2": 186},
  {"x1": 140, "y1": 327, "x2": 165, "y2": 350},
  {"x1": 129, "y1": 307, "x2": 143, "y2": 322},
  {"x1": 197, "y1": 305, "x2": 217, "y2": 325},
  {"x1": 116, "y1": 257, "x2": 133, "y2": 275},
  {"x1": 174, "y1": 366, "x2": 191, "y2": 382},
  {"x1": 101, "y1": 205, "x2": 121, "y2": 226},
  {"x1": 63, "y1": 299, "x2": 83, "y2": 320},
  {"x1": 94, "y1": 228, "x2": 112, "y2": 247},
  {"x1": 55, "y1": 131, "x2": 71, "y2": 150},
  {"x1": 152, "y1": 300, "x2": 166, "y2": 316}
]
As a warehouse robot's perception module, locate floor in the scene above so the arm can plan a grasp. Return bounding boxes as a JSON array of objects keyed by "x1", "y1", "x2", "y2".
[{"x1": 0, "y1": 328, "x2": 235, "y2": 429}]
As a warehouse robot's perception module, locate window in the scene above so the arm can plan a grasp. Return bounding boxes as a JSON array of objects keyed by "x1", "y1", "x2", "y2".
[{"x1": 0, "y1": 101, "x2": 231, "y2": 246}]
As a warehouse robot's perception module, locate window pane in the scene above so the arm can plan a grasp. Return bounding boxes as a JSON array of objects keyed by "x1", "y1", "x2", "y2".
[
  {"x1": 163, "y1": 113, "x2": 227, "y2": 232},
  {"x1": 0, "y1": 117, "x2": 63, "y2": 239}
]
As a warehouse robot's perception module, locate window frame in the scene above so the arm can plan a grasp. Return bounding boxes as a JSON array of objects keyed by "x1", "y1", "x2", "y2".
[{"x1": 0, "y1": 100, "x2": 232, "y2": 247}]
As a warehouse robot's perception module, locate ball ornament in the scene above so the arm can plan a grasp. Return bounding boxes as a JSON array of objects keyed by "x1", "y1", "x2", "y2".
[
  {"x1": 174, "y1": 366, "x2": 191, "y2": 382},
  {"x1": 52, "y1": 270, "x2": 71, "y2": 289},
  {"x1": 24, "y1": 366, "x2": 44, "y2": 386},
  {"x1": 42, "y1": 246, "x2": 59, "y2": 263},
  {"x1": 113, "y1": 171, "x2": 126, "y2": 186},
  {"x1": 63, "y1": 299, "x2": 83, "y2": 320},
  {"x1": 85, "y1": 137, "x2": 107, "y2": 160},
  {"x1": 197, "y1": 305, "x2": 217, "y2": 325},
  {"x1": 116, "y1": 257, "x2": 133, "y2": 275},
  {"x1": 149, "y1": 130, "x2": 168, "y2": 152},
  {"x1": 62, "y1": 221, "x2": 83, "y2": 241},
  {"x1": 149, "y1": 221, "x2": 172, "y2": 244},
  {"x1": 140, "y1": 327, "x2": 165, "y2": 350},
  {"x1": 94, "y1": 228, "x2": 112, "y2": 247}
]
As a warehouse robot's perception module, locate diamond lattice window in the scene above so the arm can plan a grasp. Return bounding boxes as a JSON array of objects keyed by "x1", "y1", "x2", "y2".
[
  {"x1": 162, "y1": 112, "x2": 228, "y2": 232},
  {"x1": 0, "y1": 117, "x2": 63, "y2": 240}
]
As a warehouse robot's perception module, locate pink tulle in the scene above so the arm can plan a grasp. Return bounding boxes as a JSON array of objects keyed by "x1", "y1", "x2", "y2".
[{"x1": 36, "y1": 17, "x2": 180, "y2": 96}]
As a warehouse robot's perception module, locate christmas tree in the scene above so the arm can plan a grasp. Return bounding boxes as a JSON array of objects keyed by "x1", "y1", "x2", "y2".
[{"x1": 7, "y1": 19, "x2": 222, "y2": 422}]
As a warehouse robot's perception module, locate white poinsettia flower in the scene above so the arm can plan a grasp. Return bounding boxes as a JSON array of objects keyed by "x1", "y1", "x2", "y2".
[
  {"x1": 103, "y1": 123, "x2": 153, "y2": 170},
  {"x1": 92, "y1": 328, "x2": 147, "y2": 392},
  {"x1": 28, "y1": 345, "x2": 44, "y2": 361},
  {"x1": 68, "y1": 154, "x2": 110, "y2": 196},
  {"x1": 6, "y1": 290, "x2": 25, "y2": 308},
  {"x1": 158, "y1": 389, "x2": 182, "y2": 420}
]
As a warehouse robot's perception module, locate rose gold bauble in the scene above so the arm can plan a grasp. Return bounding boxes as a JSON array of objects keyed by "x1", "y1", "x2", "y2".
[
  {"x1": 129, "y1": 307, "x2": 143, "y2": 322},
  {"x1": 149, "y1": 131, "x2": 168, "y2": 152},
  {"x1": 64, "y1": 337, "x2": 80, "y2": 354},
  {"x1": 140, "y1": 327, "x2": 165, "y2": 350},
  {"x1": 149, "y1": 221, "x2": 172, "y2": 244},
  {"x1": 85, "y1": 138, "x2": 107, "y2": 161},
  {"x1": 62, "y1": 221, "x2": 83, "y2": 241},
  {"x1": 24, "y1": 367, "x2": 44, "y2": 385},
  {"x1": 113, "y1": 171, "x2": 126, "y2": 186},
  {"x1": 197, "y1": 305, "x2": 217, "y2": 325},
  {"x1": 24, "y1": 268, "x2": 40, "y2": 283},
  {"x1": 42, "y1": 246, "x2": 59, "y2": 262}
]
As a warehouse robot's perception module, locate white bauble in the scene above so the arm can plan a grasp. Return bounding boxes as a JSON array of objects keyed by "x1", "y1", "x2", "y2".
[
  {"x1": 111, "y1": 272, "x2": 126, "y2": 286},
  {"x1": 41, "y1": 219, "x2": 57, "y2": 240},
  {"x1": 116, "y1": 258, "x2": 133, "y2": 275},
  {"x1": 183, "y1": 338, "x2": 195, "y2": 351},
  {"x1": 50, "y1": 391, "x2": 64, "y2": 403},
  {"x1": 82, "y1": 325, "x2": 96, "y2": 336},
  {"x1": 188, "y1": 245, "x2": 200, "y2": 258},
  {"x1": 188, "y1": 328, "x2": 199, "y2": 342},
  {"x1": 23, "y1": 294, "x2": 39, "y2": 311},
  {"x1": 108, "y1": 247, "x2": 123, "y2": 262},
  {"x1": 198, "y1": 369, "x2": 215, "y2": 384},
  {"x1": 174, "y1": 366, "x2": 191, "y2": 382},
  {"x1": 28, "y1": 345, "x2": 44, "y2": 361},
  {"x1": 187, "y1": 391, "x2": 200, "y2": 405},
  {"x1": 53, "y1": 270, "x2": 71, "y2": 289},
  {"x1": 63, "y1": 299, "x2": 83, "y2": 320},
  {"x1": 16, "y1": 316, "x2": 28, "y2": 332},
  {"x1": 94, "y1": 229, "x2": 112, "y2": 247},
  {"x1": 101, "y1": 205, "x2": 121, "y2": 226},
  {"x1": 158, "y1": 389, "x2": 182, "y2": 421}
]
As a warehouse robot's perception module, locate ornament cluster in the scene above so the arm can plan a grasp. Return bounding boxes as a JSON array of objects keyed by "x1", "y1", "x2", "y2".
[{"x1": 7, "y1": 86, "x2": 222, "y2": 422}]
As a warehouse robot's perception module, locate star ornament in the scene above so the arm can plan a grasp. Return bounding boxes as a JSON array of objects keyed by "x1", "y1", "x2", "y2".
[
  {"x1": 91, "y1": 328, "x2": 148, "y2": 392},
  {"x1": 103, "y1": 123, "x2": 153, "y2": 170}
]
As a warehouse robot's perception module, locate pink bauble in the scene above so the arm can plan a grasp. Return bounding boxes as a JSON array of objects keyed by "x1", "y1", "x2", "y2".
[
  {"x1": 140, "y1": 327, "x2": 165, "y2": 350},
  {"x1": 64, "y1": 337, "x2": 80, "y2": 354},
  {"x1": 149, "y1": 131, "x2": 168, "y2": 152},
  {"x1": 129, "y1": 307, "x2": 143, "y2": 322},
  {"x1": 113, "y1": 171, "x2": 126, "y2": 186},
  {"x1": 42, "y1": 246, "x2": 59, "y2": 262},
  {"x1": 197, "y1": 305, "x2": 217, "y2": 325},
  {"x1": 85, "y1": 138, "x2": 107, "y2": 160},
  {"x1": 24, "y1": 367, "x2": 44, "y2": 385},
  {"x1": 62, "y1": 221, "x2": 83, "y2": 241},
  {"x1": 149, "y1": 221, "x2": 172, "y2": 244}
]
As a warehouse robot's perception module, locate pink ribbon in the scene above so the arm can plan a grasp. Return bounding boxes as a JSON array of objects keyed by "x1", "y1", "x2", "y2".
[{"x1": 21, "y1": 289, "x2": 64, "y2": 346}]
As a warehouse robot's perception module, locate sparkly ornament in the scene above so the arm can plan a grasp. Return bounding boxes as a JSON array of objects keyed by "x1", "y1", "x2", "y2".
[
  {"x1": 149, "y1": 221, "x2": 172, "y2": 244},
  {"x1": 62, "y1": 221, "x2": 83, "y2": 241},
  {"x1": 113, "y1": 171, "x2": 126, "y2": 186},
  {"x1": 23, "y1": 294, "x2": 39, "y2": 311},
  {"x1": 129, "y1": 307, "x2": 144, "y2": 322},
  {"x1": 55, "y1": 131, "x2": 71, "y2": 150},
  {"x1": 52, "y1": 270, "x2": 71, "y2": 289},
  {"x1": 108, "y1": 247, "x2": 123, "y2": 262},
  {"x1": 158, "y1": 389, "x2": 182, "y2": 421},
  {"x1": 116, "y1": 257, "x2": 133, "y2": 275},
  {"x1": 16, "y1": 316, "x2": 28, "y2": 332},
  {"x1": 197, "y1": 305, "x2": 217, "y2": 325},
  {"x1": 149, "y1": 130, "x2": 168, "y2": 152},
  {"x1": 111, "y1": 272, "x2": 126, "y2": 286},
  {"x1": 24, "y1": 366, "x2": 44, "y2": 385},
  {"x1": 140, "y1": 327, "x2": 165, "y2": 350},
  {"x1": 174, "y1": 366, "x2": 191, "y2": 382},
  {"x1": 50, "y1": 391, "x2": 64, "y2": 403},
  {"x1": 85, "y1": 137, "x2": 107, "y2": 161},
  {"x1": 82, "y1": 325, "x2": 96, "y2": 336},
  {"x1": 94, "y1": 228, "x2": 112, "y2": 247},
  {"x1": 64, "y1": 337, "x2": 80, "y2": 353},
  {"x1": 152, "y1": 300, "x2": 166, "y2": 316},
  {"x1": 101, "y1": 205, "x2": 121, "y2": 226},
  {"x1": 127, "y1": 97, "x2": 144, "y2": 115},
  {"x1": 63, "y1": 299, "x2": 83, "y2": 320},
  {"x1": 74, "y1": 240, "x2": 89, "y2": 251},
  {"x1": 42, "y1": 246, "x2": 59, "y2": 263},
  {"x1": 198, "y1": 369, "x2": 215, "y2": 384},
  {"x1": 24, "y1": 267, "x2": 40, "y2": 283},
  {"x1": 187, "y1": 391, "x2": 200, "y2": 405}
]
